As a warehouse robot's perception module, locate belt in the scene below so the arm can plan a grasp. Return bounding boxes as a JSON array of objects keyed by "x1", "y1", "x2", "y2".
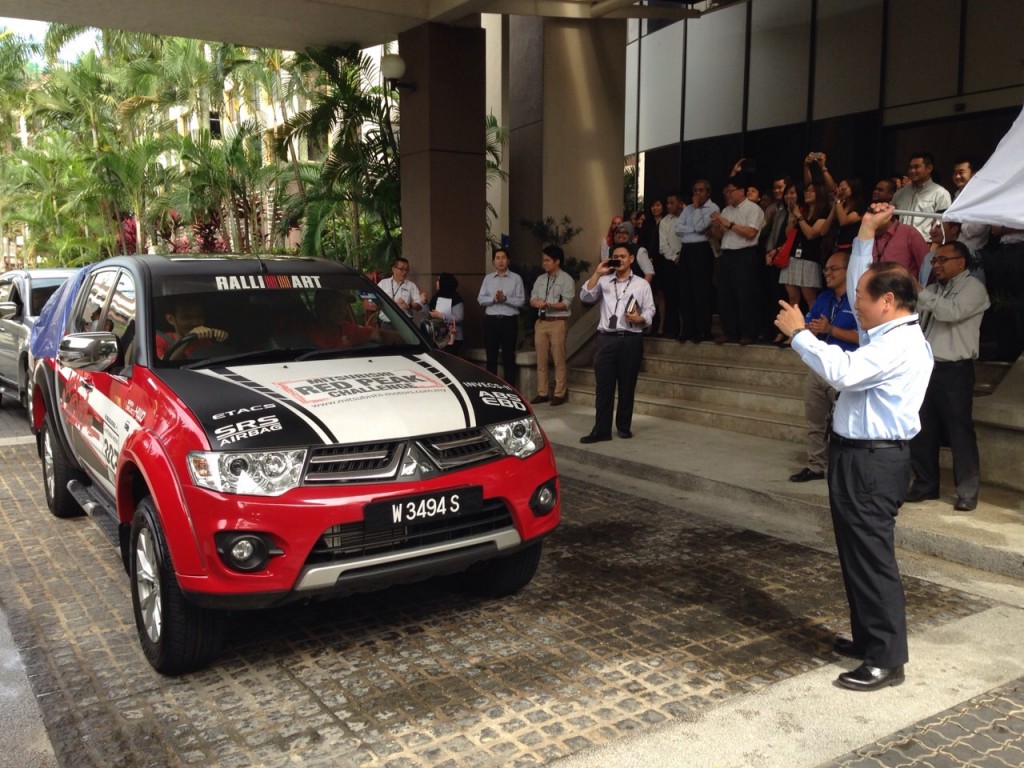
[
  {"x1": 538, "y1": 317, "x2": 567, "y2": 321},
  {"x1": 830, "y1": 432, "x2": 907, "y2": 450},
  {"x1": 486, "y1": 313, "x2": 519, "y2": 319},
  {"x1": 598, "y1": 330, "x2": 643, "y2": 337}
]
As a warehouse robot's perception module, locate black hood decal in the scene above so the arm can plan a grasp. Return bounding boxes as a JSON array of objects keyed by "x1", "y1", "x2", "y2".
[{"x1": 153, "y1": 368, "x2": 331, "y2": 450}]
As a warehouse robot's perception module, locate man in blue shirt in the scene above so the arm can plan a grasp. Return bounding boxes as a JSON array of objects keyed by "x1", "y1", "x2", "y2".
[
  {"x1": 477, "y1": 247, "x2": 526, "y2": 386},
  {"x1": 775, "y1": 202, "x2": 933, "y2": 692},
  {"x1": 789, "y1": 251, "x2": 859, "y2": 482}
]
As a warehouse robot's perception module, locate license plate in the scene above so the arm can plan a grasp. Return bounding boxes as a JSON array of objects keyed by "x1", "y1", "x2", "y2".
[{"x1": 364, "y1": 486, "x2": 483, "y2": 531}]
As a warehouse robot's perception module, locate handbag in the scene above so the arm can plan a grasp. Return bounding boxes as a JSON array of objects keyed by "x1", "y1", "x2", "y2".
[{"x1": 773, "y1": 226, "x2": 798, "y2": 268}]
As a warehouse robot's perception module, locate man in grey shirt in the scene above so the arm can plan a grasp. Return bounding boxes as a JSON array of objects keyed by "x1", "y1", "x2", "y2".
[
  {"x1": 892, "y1": 152, "x2": 951, "y2": 240},
  {"x1": 906, "y1": 240, "x2": 990, "y2": 511}
]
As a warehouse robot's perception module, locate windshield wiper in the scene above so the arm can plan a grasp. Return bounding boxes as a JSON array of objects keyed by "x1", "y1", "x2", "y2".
[
  {"x1": 295, "y1": 343, "x2": 422, "y2": 362},
  {"x1": 183, "y1": 347, "x2": 316, "y2": 369}
]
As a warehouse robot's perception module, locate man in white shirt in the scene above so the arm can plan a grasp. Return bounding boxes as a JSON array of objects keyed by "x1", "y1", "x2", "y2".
[
  {"x1": 950, "y1": 156, "x2": 989, "y2": 254},
  {"x1": 675, "y1": 179, "x2": 720, "y2": 343},
  {"x1": 376, "y1": 257, "x2": 423, "y2": 317},
  {"x1": 775, "y1": 202, "x2": 933, "y2": 693},
  {"x1": 477, "y1": 247, "x2": 526, "y2": 385},
  {"x1": 578, "y1": 244, "x2": 655, "y2": 443},
  {"x1": 710, "y1": 176, "x2": 764, "y2": 344},
  {"x1": 892, "y1": 152, "x2": 952, "y2": 240},
  {"x1": 658, "y1": 192, "x2": 683, "y2": 337},
  {"x1": 529, "y1": 245, "x2": 576, "y2": 406}
]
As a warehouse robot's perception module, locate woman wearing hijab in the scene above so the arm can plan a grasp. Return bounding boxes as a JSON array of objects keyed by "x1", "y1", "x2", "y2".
[{"x1": 429, "y1": 272, "x2": 465, "y2": 354}]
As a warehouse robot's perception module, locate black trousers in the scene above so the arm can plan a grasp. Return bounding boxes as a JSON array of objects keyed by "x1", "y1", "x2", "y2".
[
  {"x1": 717, "y1": 247, "x2": 760, "y2": 340},
  {"x1": 679, "y1": 241, "x2": 715, "y2": 340},
  {"x1": 591, "y1": 332, "x2": 644, "y2": 437},
  {"x1": 910, "y1": 360, "x2": 980, "y2": 501},
  {"x1": 828, "y1": 440, "x2": 909, "y2": 669},
  {"x1": 483, "y1": 314, "x2": 519, "y2": 386},
  {"x1": 658, "y1": 259, "x2": 680, "y2": 337}
]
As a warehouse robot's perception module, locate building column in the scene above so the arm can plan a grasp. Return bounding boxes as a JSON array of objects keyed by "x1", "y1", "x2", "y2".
[
  {"x1": 398, "y1": 22, "x2": 486, "y2": 345},
  {"x1": 509, "y1": 18, "x2": 627, "y2": 272}
]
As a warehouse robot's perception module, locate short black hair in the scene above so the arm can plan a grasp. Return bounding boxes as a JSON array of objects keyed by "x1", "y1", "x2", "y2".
[
  {"x1": 864, "y1": 262, "x2": 917, "y2": 312},
  {"x1": 392, "y1": 256, "x2": 410, "y2": 268},
  {"x1": 937, "y1": 239, "x2": 971, "y2": 262},
  {"x1": 542, "y1": 245, "x2": 564, "y2": 264},
  {"x1": 492, "y1": 247, "x2": 510, "y2": 261},
  {"x1": 954, "y1": 156, "x2": 980, "y2": 172},
  {"x1": 909, "y1": 151, "x2": 935, "y2": 167}
]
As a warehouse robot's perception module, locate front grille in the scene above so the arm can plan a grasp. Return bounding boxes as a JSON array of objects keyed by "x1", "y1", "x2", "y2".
[
  {"x1": 420, "y1": 429, "x2": 502, "y2": 470},
  {"x1": 307, "y1": 499, "x2": 514, "y2": 564},
  {"x1": 305, "y1": 441, "x2": 402, "y2": 483},
  {"x1": 303, "y1": 428, "x2": 504, "y2": 484}
]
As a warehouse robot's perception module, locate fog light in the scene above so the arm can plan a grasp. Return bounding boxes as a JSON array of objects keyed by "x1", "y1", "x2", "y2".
[
  {"x1": 215, "y1": 532, "x2": 281, "y2": 572},
  {"x1": 529, "y1": 479, "x2": 558, "y2": 516}
]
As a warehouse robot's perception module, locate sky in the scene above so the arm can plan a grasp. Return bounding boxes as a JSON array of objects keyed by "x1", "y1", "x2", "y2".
[{"x1": 1, "y1": 16, "x2": 98, "y2": 60}]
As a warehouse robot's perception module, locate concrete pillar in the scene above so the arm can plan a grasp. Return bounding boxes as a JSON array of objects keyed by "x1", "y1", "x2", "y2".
[
  {"x1": 509, "y1": 18, "x2": 627, "y2": 276},
  {"x1": 398, "y1": 22, "x2": 487, "y2": 346}
]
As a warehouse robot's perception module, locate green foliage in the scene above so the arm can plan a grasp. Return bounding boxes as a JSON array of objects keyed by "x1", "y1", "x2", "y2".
[
  {"x1": 0, "y1": 27, "x2": 405, "y2": 270},
  {"x1": 518, "y1": 215, "x2": 583, "y2": 247}
]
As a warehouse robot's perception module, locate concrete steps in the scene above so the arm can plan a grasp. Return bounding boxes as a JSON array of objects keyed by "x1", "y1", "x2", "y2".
[
  {"x1": 569, "y1": 336, "x2": 809, "y2": 443},
  {"x1": 568, "y1": 333, "x2": 1013, "y2": 448}
]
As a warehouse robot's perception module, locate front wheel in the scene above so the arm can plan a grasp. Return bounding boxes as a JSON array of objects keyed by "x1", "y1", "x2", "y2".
[
  {"x1": 130, "y1": 497, "x2": 226, "y2": 675},
  {"x1": 41, "y1": 416, "x2": 84, "y2": 518},
  {"x1": 461, "y1": 540, "x2": 544, "y2": 597}
]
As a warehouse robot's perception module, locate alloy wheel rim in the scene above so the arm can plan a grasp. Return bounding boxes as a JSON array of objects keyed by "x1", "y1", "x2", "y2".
[
  {"x1": 134, "y1": 528, "x2": 162, "y2": 643},
  {"x1": 43, "y1": 430, "x2": 54, "y2": 500}
]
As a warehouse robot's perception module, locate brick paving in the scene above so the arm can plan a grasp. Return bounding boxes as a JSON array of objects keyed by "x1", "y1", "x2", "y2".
[
  {"x1": 2, "y1": 432, "x2": 1014, "y2": 768},
  {"x1": 821, "y1": 680, "x2": 1024, "y2": 768}
]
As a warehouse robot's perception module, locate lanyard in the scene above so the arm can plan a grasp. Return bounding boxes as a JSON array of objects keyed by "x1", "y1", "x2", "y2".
[{"x1": 613, "y1": 275, "x2": 633, "y2": 315}]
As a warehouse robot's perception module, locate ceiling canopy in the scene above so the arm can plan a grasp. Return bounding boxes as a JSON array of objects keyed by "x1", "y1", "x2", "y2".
[{"x1": 0, "y1": 0, "x2": 739, "y2": 51}]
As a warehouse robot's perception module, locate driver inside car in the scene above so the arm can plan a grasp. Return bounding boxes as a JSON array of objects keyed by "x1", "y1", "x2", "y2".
[{"x1": 155, "y1": 296, "x2": 229, "y2": 360}]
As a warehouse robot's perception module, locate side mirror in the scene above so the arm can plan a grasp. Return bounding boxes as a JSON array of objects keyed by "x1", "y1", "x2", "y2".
[
  {"x1": 57, "y1": 332, "x2": 120, "y2": 371},
  {"x1": 0, "y1": 301, "x2": 19, "y2": 320},
  {"x1": 419, "y1": 319, "x2": 440, "y2": 349}
]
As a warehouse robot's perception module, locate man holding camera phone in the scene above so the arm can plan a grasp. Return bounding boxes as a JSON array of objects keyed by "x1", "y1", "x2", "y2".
[{"x1": 578, "y1": 244, "x2": 655, "y2": 443}]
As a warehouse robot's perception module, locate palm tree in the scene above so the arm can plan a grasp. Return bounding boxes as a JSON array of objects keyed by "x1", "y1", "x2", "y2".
[{"x1": 282, "y1": 45, "x2": 401, "y2": 268}]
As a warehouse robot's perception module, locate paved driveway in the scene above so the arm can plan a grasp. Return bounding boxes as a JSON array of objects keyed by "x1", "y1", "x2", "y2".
[{"x1": 0, "y1": 426, "x2": 994, "y2": 767}]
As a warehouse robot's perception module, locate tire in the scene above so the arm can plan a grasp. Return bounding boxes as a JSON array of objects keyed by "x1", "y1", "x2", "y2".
[
  {"x1": 130, "y1": 497, "x2": 226, "y2": 675},
  {"x1": 463, "y1": 540, "x2": 543, "y2": 598},
  {"x1": 41, "y1": 416, "x2": 85, "y2": 518}
]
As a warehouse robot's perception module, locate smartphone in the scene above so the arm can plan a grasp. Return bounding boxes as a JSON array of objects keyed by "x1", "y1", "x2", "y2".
[{"x1": 607, "y1": 259, "x2": 622, "y2": 269}]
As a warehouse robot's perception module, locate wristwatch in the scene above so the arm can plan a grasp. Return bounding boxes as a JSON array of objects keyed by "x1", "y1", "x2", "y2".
[{"x1": 790, "y1": 327, "x2": 807, "y2": 340}]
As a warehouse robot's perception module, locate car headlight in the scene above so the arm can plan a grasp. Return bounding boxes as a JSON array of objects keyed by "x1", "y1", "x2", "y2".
[
  {"x1": 487, "y1": 417, "x2": 545, "y2": 459},
  {"x1": 188, "y1": 449, "x2": 306, "y2": 496}
]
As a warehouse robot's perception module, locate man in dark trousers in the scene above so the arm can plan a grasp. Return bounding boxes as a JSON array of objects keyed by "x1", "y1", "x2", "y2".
[
  {"x1": 477, "y1": 247, "x2": 526, "y2": 386},
  {"x1": 775, "y1": 202, "x2": 933, "y2": 692},
  {"x1": 578, "y1": 244, "x2": 655, "y2": 443},
  {"x1": 907, "y1": 240, "x2": 990, "y2": 510}
]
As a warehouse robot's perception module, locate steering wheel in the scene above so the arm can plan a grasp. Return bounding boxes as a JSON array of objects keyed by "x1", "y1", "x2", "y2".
[{"x1": 162, "y1": 332, "x2": 199, "y2": 361}]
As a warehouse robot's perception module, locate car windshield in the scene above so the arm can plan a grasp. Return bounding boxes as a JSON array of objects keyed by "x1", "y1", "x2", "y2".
[{"x1": 150, "y1": 271, "x2": 425, "y2": 367}]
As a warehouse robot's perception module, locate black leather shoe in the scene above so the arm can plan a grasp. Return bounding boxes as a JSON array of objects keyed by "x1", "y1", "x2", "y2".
[
  {"x1": 904, "y1": 488, "x2": 939, "y2": 502},
  {"x1": 836, "y1": 664, "x2": 904, "y2": 692},
  {"x1": 550, "y1": 396, "x2": 566, "y2": 406},
  {"x1": 617, "y1": 430, "x2": 632, "y2": 439},
  {"x1": 530, "y1": 395, "x2": 550, "y2": 405},
  {"x1": 954, "y1": 497, "x2": 977, "y2": 511},
  {"x1": 789, "y1": 468, "x2": 825, "y2": 483},
  {"x1": 832, "y1": 637, "x2": 864, "y2": 659},
  {"x1": 579, "y1": 433, "x2": 612, "y2": 444}
]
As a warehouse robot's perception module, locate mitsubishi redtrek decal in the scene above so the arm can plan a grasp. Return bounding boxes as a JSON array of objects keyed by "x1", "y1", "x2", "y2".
[{"x1": 151, "y1": 352, "x2": 530, "y2": 450}]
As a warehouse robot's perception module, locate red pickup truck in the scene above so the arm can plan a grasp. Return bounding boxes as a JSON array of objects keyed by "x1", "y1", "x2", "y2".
[{"x1": 33, "y1": 254, "x2": 559, "y2": 674}]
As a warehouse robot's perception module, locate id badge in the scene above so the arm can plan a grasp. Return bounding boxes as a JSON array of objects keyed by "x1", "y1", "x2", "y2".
[{"x1": 608, "y1": 315, "x2": 618, "y2": 330}]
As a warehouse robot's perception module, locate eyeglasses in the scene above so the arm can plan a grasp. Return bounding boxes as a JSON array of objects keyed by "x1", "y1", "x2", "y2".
[
  {"x1": 822, "y1": 266, "x2": 846, "y2": 273},
  {"x1": 393, "y1": 266, "x2": 409, "y2": 272},
  {"x1": 929, "y1": 255, "x2": 964, "y2": 265}
]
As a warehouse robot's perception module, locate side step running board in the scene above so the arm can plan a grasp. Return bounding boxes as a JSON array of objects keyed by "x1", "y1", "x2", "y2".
[{"x1": 67, "y1": 480, "x2": 121, "y2": 547}]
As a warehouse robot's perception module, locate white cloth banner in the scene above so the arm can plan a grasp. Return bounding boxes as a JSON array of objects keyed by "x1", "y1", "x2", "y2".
[{"x1": 944, "y1": 104, "x2": 1024, "y2": 229}]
